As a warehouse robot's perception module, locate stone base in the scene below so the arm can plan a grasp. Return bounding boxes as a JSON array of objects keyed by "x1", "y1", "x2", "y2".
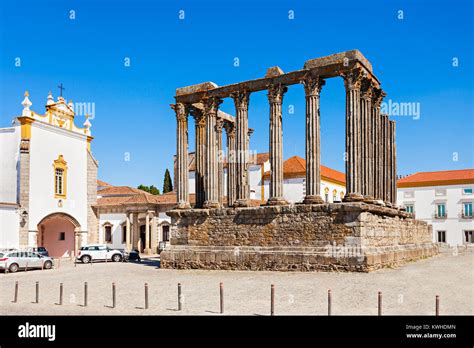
[
  {"x1": 234, "y1": 199, "x2": 251, "y2": 207},
  {"x1": 266, "y1": 197, "x2": 288, "y2": 206},
  {"x1": 343, "y1": 193, "x2": 364, "y2": 202},
  {"x1": 162, "y1": 202, "x2": 438, "y2": 272},
  {"x1": 161, "y1": 244, "x2": 438, "y2": 272},
  {"x1": 203, "y1": 200, "x2": 221, "y2": 209},
  {"x1": 302, "y1": 195, "x2": 324, "y2": 204}
]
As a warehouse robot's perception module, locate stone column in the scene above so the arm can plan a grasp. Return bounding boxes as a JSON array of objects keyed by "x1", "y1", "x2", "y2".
[
  {"x1": 302, "y1": 74, "x2": 325, "y2": 204},
  {"x1": 360, "y1": 78, "x2": 373, "y2": 200},
  {"x1": 390, "y1": 120, "x2": 397, "y2": 205},
  {"x1": 381, "y1": 114, "x2": 390, "y2": 204},
  {"x1": 145, "y1": 212, "x2": 150, "y2": 254},
  {"x1": 216, "y1": 118, "x2": 224, "y2": 206},
  {"x1": 343, "y1": 68, "x2": 364, "y2": 201},
  {"x1": 267, "y1": 84, "x2": 288, "y2": 205},
  {"x1": 203, "y1": 97, "x2": 223, "y2": 209},
  {"x1": 224, "y1": 122, "x2": 237, "y2": 206},
  {"x1": 192, "y1": 108, "x2": 206, "y2": 208},
  {"x1": 125, "y1": 213, "x2": 131, "y2": 250},
  {"x1": 372, "y1": 88, "x2": 385, "y2": 201},
  {"x1": 132, "y1": 212, "x2": 139, "y2": 250},
  {"x1": 150, "y1": 212, "x2": 157, "y2": 253},
  {"x1": 231, "y1": 90, "x2": 251, "y2": 207},
  {"x1": 172, "y1": 103, "x2": 190, "y2": 209}
]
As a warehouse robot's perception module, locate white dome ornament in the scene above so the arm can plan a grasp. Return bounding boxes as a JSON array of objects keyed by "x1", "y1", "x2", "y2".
[
  {"x1": 21, "y1": 91, "x2": 32, "y2": 116},
  {"x1": 83, "y1": 114, "x2": 92, "y2": 135},
  {"x1": 47, "y1": 91, "x2": 54, "y2": 106}
]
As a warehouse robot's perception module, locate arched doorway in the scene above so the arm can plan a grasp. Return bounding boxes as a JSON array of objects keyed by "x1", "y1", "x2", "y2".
[{"x1": 37, "y1": 213, "x2": 81, "y2": 258}]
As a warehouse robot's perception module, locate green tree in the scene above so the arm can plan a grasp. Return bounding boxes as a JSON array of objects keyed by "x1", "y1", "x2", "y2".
[
  {"x1": 163, "y1": 168, "x2": 173, "y2": 193},
  {"x1": 137, "y1": 184, "x2": 160, "y2": 195},
  {"x1": 149, "y1": 185, "x2": 160, "y2": 195}
]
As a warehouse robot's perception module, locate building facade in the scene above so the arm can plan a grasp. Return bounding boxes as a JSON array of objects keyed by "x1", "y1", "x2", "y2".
[
  {"x1": 397, "y1": 169, "x2": 474, "y2": 246},
  {"x1": 0, "y1": 91, "x2": 97, "y2": 257}
]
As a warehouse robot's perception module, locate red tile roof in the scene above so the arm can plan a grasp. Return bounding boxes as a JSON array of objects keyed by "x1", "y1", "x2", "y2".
[
  {"x1": 397, "y1": 169, "x2": 474, "y2": 188},
  {"x1": 97, "y1": 179, "x2": 112, "y2": 187},
  {"x1": 263, "y1": 156, "x2": 346, "y2": 185},
  {"x1": 97, "y1": 186, "x2": 151, "y2": 196}
]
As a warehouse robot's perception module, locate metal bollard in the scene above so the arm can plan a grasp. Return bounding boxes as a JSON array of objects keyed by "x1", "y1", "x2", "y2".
[
  {"x1": 378, "y1": 291, "x2": 382, "y2": 316},
  {"x1": 435, "y1": 295, "x2": 439, "y2": 316},
  {"x1": 35, "y1": 281, "x2": 39, "y2": 303},
  {"x1": 144, "y1": 283, "x2": 149, "y2": 310},
  {"x1": 220, "y1": 282, "x2": 224, "y2": 314},
  {"x1": 178, "y1": 283, "x2": 182, "y2": 311},
  {"x1": 12, "y1": 281, "x2": 18, "y2": 303},
  {"x1": 84, "y1": 282, "x2": 88, "y2": 307},
  {"x1": 59, "y1": 283, "x2": 63, "y2": 305},
  {"x1": 25, "y1": 262, "x2": 28, "y2": 272},
  {"x1": 328, "y1": 290, "x2": 332, "y2": 316},
  {"x1": 112, "y1": 282, "x2": 116, "y2": 308},
  {"x1": 270, "y1": 284, "x2": 275, "y2": 316}
]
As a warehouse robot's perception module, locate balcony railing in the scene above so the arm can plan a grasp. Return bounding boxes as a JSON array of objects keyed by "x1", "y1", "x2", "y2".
[
  {"x1": 433, "y1": 211, "x2": 447, "y2": 219},
  {"x1": 461, "y1": 212, "x2": 473, "y2": 219}
]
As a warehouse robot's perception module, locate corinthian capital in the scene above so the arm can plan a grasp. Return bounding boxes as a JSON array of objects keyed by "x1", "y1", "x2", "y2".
[
  {"x1": 230, "y1": 90, "x2": 250, "y2": 110},
  {"x1": 202, "y1": 96, "x2": 223, "y2": 115},
  {"x1": 342, "y1": 67, "x2": 364, "y2": 91},
  {"x1": 371, "y1": 88, "x2": 386, "y2": 108},
  {"x1": 215, "y1": 118, "x2": 224, "y2": 133},
  {"x1": 302, "y1": 74, "x2": 325, "y2": 96},
  {"x1": 171, "y1": 102, "x2": 189, "y2": 122},
  {"x1": 224, "y1": 121, "x2": 235, "y2": 137},
  {"x1": 190, "y1": 107, "x2": 205, "y2": 127},
  {"x1": 267, "y1": 84, "x2": 288, "y2": 104},
  {"x1": 360, "y1": 78, "x2": 374, "y2": 100}
]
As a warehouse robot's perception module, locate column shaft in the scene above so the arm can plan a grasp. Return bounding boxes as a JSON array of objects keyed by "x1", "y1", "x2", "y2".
[
  {"x1": 302, "y1": 75, "x2": 325, "y2": 204},
  {"x1": 343, "y1": 68, "x2": 364, "y2": 201},
  {"x1": 391, "y1": 120, "x2": 397, "y2": 205},
  {"x1": 224, "y1": 122, "x2": 237, "y2": 206},
  {"x1": 267, "y1": 84, "x2": 288, "y2": 205},
  {"x1": 173, "y1": 103, "x2": 190, "y2": 209},
  {"x1": 192, "y1": 109, "x2": 206, "y2": 208},
  {"x1": 203, "y1": 97, "x2": 222, "y2": 209},
  {"x1": 126, "y1": 214, "x2": 131, "y2": 250},
  {"x1": 231, "y1": 90, "x2": 251, "y2": 207},
  {"x1": 360, "y1": 78, "x2": 373, "y2": 199},
  {"x1": 216, "y1": 118, "x2": 224, "y2": 206},
  {"x1": 145, "y1": 212, "x2": 150, "y2": 253}
]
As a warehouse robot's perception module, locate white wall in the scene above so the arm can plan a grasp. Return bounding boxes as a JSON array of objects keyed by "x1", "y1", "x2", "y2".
[
  {"x1": 0, "y1": 206, "x2": 19, "y2": 248},
  {"x1": 98, "y1": 213, "x2": 127, "y2": 249},
  {"x1": 28, "y1": 122, "x2": 88, "y2": 231},
  {"x1": 262, "y1": 177, "x2": 345, "y2": 203},
  {"x1": 0, "y1": 126, "x2": 20, "y2": 203},
  {"x1": 397, "y1": 184, "x2": 474, "y2": 246}
]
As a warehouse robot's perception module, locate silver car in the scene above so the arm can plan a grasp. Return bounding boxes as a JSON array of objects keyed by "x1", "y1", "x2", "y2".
[{"x1": 0, "y1": 251, "x2": 54, "y2": 273}]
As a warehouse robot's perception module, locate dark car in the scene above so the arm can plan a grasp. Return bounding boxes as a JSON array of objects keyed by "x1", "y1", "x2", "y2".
[
  {"x1": 125, "y1": 249, "x2": 141, "y2": 262},
  {"x1": 26, "y1": 247, "x2": 49, "y2": 257}
]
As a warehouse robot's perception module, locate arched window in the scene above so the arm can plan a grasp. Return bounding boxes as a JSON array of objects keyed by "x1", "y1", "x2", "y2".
[{"x1": 53, "y1": 155, "x2": 68, "y2": 198}]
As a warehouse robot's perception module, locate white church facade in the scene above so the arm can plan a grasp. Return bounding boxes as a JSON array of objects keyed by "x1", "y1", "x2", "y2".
[{"x1": 0, "y1": 91, "x2": 97, "y2": 257}]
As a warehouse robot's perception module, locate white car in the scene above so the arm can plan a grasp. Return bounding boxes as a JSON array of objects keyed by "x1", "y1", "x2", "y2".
[
  {"x1": 0, "y1": 251, "x2": 54, "y2": 273},
  {"x1": 76, "y1": 245, "x2": 123, "y2": 264}
]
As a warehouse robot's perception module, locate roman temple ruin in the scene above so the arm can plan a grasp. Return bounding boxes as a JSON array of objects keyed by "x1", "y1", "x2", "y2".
[{"x1": 161, "y1": 50, "x2": 438, "y2": 272}]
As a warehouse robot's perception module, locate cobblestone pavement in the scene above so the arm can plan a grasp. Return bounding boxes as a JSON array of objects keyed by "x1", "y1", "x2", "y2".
[{"x1": 0, "y1": 252, "x2": 472, "y2": 315}]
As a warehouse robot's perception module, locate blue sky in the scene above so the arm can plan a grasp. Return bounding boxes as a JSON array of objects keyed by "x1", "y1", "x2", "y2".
[{"x1": 1, "y1": 0, "x2": 472, "y2": 188}]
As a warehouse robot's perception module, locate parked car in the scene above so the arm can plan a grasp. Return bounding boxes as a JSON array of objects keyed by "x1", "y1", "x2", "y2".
[
  {"x1": 26, "y1": 246, "x2": 49, "y2": 257},
  {"x1": 76, "y1": 245, "x2": 124, "y2": 264},
  {"x1": 0, "y1": 251, "x2": 54, "y2": 273}
]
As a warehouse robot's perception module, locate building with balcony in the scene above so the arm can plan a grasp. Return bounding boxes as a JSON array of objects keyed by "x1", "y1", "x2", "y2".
[{"x1": 397, "y1": 169, "x2": 474, "y2": 246}]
